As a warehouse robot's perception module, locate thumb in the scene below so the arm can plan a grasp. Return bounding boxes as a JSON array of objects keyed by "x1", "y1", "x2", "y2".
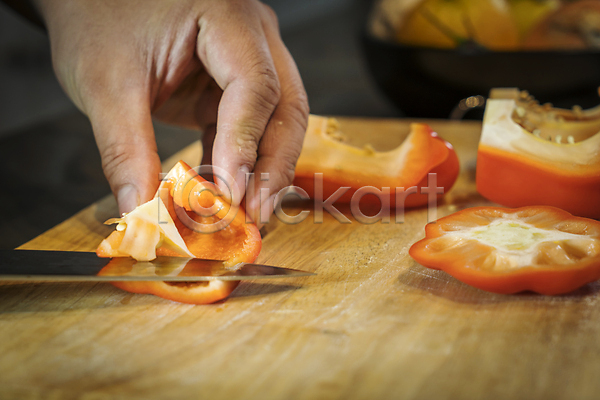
[{"x1": 87, "y1": 93, "x2": 161, "y2": 215}]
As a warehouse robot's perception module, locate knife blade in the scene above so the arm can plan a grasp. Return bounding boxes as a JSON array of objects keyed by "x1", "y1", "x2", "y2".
[{"x1": 0, "y1": 250, "x2": 314, "y2": 281}]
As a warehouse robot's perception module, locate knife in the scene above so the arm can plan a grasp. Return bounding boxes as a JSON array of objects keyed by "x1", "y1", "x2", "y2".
[{"x1": 0, "y1": 250, "x2": 314, "y2": 282}]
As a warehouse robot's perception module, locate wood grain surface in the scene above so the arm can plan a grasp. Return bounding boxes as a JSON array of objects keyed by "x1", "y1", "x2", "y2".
[{"x1": 3, "y1": 118, "x2": 599, "y2": 400}]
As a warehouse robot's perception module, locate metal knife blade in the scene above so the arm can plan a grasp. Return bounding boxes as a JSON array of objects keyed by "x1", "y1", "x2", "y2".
[{"x1": 0, "y1": 250, "x2": 314, "y2": 281}]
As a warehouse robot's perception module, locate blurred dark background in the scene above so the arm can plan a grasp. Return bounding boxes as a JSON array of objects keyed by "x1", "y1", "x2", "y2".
[{"x1": 0, "y1": 0, "x2": 400, "y2": 249}]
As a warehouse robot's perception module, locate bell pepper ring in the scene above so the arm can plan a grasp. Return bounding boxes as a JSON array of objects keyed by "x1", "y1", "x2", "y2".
[
  {"x1": 409, "y1": 205, "x2": 600, "y2": 295},
  {"x1": 96, "y1": 161, "x2": 262, "y2": 304},
  {"x1": 293, "y1": 115, "x2": 460, "y2": 209},
  {"x1": 476, "y1": 89, "x2": 600, "y2": 219}
]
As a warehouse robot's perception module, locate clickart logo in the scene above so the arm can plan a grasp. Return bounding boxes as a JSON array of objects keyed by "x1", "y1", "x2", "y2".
[{"x1": 158, "y1": 165, "x2": 444, "y2": 233}]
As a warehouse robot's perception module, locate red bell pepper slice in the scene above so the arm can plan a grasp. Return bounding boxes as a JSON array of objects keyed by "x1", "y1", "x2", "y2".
[
  {"x1": 477, "y1": 92, "x2": 600, "y2": 219},
  {"x1": 293, "y1": 115, "x2": 459, "y2": 208},
  {"x1": 97, "y1": 161, "x2": 261, "y2": 304},
  {"x1": 409, "y1": 206, "x2": 600, "y2": 295}
]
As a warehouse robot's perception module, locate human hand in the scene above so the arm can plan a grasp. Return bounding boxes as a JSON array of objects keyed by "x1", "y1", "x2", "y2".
[{"x1": 33, "y1": 0, "x2": 309, "y2": 225}]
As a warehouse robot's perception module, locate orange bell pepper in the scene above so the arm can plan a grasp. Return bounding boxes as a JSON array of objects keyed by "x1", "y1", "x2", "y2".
[
  {"x1": 293, "y1": 115, "x2": 459, "y2": 208},
  {"x1": 477, "y1": 91, "x2": 600, "y2": 219},
  {"x1": 409, "y1": 205, "x2": 600, "y2": 295},
  {"x1": 97, "y1": 161, "x2": 261, "y2": 304}
]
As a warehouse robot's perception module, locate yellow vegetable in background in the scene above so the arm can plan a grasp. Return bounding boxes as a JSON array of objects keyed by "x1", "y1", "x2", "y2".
[
  {"x1": 396, "y1": 0, "x2": 519, "y2": 50},
  {"x1": 507, "y1": 0, "x2": 559, "y2": 40},
  {"x1": 523, "y1": 0, "x2": 600, "y2": 50}
]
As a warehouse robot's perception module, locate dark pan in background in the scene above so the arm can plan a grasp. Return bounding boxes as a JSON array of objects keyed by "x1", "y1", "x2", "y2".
[{"x1": 361, "y1": 32, "x2": 600, "y2": 119}]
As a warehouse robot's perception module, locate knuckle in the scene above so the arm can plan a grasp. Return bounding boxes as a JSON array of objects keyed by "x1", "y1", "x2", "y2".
[
  {"x1": 100, "y1": 141, "x2": 131, "y2": 183},
  {"x1": 276, "y1": 94, "x2": 310, "y2": 141},
  {"x1": 280, "y1": 156, "x2": 298, "y2": 184},
  {"x1": 234, "y1": 126, "x2": 261, "y2": 162},
  {"x1": 288, "y1": 90, "x2": 310, "y2": 125},
  {"x1": 260, "y1": 3, "x2": 279, "y2": 30},
  {"x1": 281, "y1": 79, "x2": 310, "y2": 119},
  {"x1": 247, "y1": 63, "x2": 281, "y2": 110},
  {"x1": 236, "y1": 125, "x2": 262, "y2": 145}
]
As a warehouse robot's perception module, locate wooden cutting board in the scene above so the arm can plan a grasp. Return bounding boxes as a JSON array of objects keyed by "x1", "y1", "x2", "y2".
[{"x1": 3, "y1": 117, "x2": 599, "y2": 400}]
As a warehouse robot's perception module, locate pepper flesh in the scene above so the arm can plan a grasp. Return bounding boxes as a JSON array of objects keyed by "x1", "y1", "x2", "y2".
[
  {"x1": 477, "y1": 91, "x2": 600, "y2": 219},
  {"x1": 97, "y1": 161, "x2": 262, "y2": 304},
  {"x1": 293, "y1": 115, "x2": 459, "y2": 208},
  {"x1": 409, "y1": 206, "x2": 600, "y2": 295}
]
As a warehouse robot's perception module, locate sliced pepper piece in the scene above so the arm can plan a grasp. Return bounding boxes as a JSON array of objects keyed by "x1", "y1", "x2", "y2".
[
  {"x1": 97, "y1": 161, "x2": 262, "y2": 304},
  {"x1": 477, "y1": 90, "x2": 600, "y2": 219},
  {"x1": 409, "y1": 206, "x2": 600, "y2": 295},
  {"x1": 293, "y1": 115, "x2": 459, "y2": 208},
  {"x1": 98, "y1": 197, "x2": 194, "y2": 261}
]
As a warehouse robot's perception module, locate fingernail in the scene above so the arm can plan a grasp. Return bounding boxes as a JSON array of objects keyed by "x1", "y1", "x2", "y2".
[{"x1": 117, "y1": 184, "x2": 140, "y2": 215}]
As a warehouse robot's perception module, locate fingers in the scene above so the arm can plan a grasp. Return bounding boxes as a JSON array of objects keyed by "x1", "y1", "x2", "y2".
[
  {"x1": 196, "y1": 2, "x2": 308, "y2": 226},
  {"x1": 40, "y1": 0, "x2": 163, "y2": 216},
  {"x1": 196, "y1": 1, "x2": 281, "y2": 208},
  {"x1": 87, "y1": 90, "x2": 161, "y2": 215},
  {"x1": 245, "y1": 6, "x2": 309, "y2": 225}
]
